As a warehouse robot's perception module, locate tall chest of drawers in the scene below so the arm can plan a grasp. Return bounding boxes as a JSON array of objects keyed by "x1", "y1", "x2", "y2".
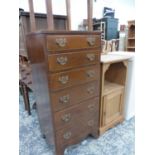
[{"x1": 26, "y1": 31, "x2": 101, "y2": 155}]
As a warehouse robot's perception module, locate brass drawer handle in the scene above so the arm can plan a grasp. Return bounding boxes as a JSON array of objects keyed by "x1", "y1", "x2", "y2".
[
  {"x1": 59, "y1": 94, "x2": 70, "y2": 104},
  {"x1": 86, "y1": 53, "x2": 95, "y2": 61},
  {"x1": 61, "y1": 113, "x2": 71, "y2": 122},
  {"x1": 87, "y1": 120, "x2": 94, "y2": 126},
  {"x1": 56, "y1": 38, "x2": 67, "y2": 47},
  {"x1": 88, "y1": 104, "x2": 95, "y2": 111},
  {"x1": 63, "y1": 131, "x2": 72, "y2": 140},
  {"x1": 87, "y1": 70, "x2": 95, "y2": 78},
  {"x1": 57, "y1": 56, "x2": 68, "y2": 65},
  {"x1": 58, "y1": 75, "x2": 69, "y2": 84},
  {"x1": 87, "y1": 37, "x2": 96, "y2": 46},
  {"x1": 87, "y1": 87, "x2": 95, "y2": 94}
]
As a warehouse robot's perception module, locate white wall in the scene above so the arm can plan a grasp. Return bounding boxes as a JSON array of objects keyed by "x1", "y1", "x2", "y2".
[{"x1": 19, "y1": 0, "x2": 135, "y2": 30}]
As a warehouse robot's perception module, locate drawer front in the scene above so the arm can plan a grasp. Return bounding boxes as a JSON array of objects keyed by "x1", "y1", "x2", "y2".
[
  {"x1": 51, "y1": 81, "x2": 99, "y2": 112},
  {"x1": 46, "y1": 35, "x2": 101, "y2": 52},
  {"x1": 56, "y1": 114, "x2": 98, "y2": 145},
  {"x1": 49, "y1": 65, "x2": 100, "y2": 91},
  {"x1": 54, "y1": 97, "x2": 99, "y2": 130},
  {"x1": 48, "y1": 50, "x2": 100, "y2": 72}
]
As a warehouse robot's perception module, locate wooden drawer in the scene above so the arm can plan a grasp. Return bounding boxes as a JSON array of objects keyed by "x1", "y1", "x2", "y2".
[
  {"x1": 48, "y1": 50, "x2": 100, "y2": 72},
  {"x1": 54, "y1": 97, "x2": 99, "y2": 130},
  {"x1": 56, "y1": 114, "x2": 98, "y2": 145},
  {"x1": 46, "y1": 35, "x2": 101, "y2": 52},
  {"x1": 49, "y1": 65, "x2": 100, "y2": 91},
  {"x1": 51, "y1": 81, "x2": 99, "y2": 112}
]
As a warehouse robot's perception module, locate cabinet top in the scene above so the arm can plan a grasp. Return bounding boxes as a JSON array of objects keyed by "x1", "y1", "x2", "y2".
[{"x1": 101, "y1": 51, "x2": 134, "y2": 63}]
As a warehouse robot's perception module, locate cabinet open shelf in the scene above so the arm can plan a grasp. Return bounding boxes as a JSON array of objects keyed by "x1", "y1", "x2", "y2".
[
  {"x1": 100, "y1": 60, "x2": 128, "y2": 135},
  {"x1": 103, "y1": 81, "x2": 124, "y2": 96}
]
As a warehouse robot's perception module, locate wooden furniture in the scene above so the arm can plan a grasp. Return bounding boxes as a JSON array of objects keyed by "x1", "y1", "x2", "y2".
[
  {"x1": 100, "y1": 54, "x2": 129, "y2": 135},
  {"x1": 19, "y1": 10, "x2": 68, "y2": 114},
  {"x1": 19, "y1": 11, "x2": 68, "y2": 57},
  {"x1": 19, "y1": 63, "x2": 32, "y2": 115},
  {"x1": 26, "y1": 0, "x2": 101, "y2": 154},
  {"x1": 127, "y1": 20, "x2": 135, "y2": 52}
]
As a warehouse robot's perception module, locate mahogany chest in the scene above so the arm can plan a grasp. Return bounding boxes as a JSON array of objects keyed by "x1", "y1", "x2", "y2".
[{"x1": 26, "y1": 31, "x2": 101, "y2": 155}]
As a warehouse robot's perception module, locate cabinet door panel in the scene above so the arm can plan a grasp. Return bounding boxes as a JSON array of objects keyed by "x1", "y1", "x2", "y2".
[{"x1": 103, "y1": 89, "x2": 124, "y2": 126}]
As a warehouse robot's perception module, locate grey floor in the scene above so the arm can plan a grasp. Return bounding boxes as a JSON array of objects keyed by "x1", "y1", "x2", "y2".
[{"x1": 19, "y1": 93, "x2": 135, "y2": 155}]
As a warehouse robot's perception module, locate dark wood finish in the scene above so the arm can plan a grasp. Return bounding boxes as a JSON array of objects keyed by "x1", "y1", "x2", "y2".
[
  {"x1": 45, "y1": 0, "x2": 54, "y2": 30},
  {"x1": 66, "y1": 0, "x2": 71, "y2": 30},
  {"x1": 46, "y1": 34, "x2": 101, "y2": 52},
  {"x1": 26, "y1": 31, "x2": 101, "y2": 155},
  {"x1": 19, "y1": 11, "x2": 68, "y2": 115},
  {"x1": 19, "y1": 11, "x2": 67, "y2": 57},
  {"x1": 51, "y1": 81, "x2": 99, "y2": 112},
  {"x1": 20, "y1": 81, "x2": 31, "y2": 115},
  {"x1": 54, "y1": 97, "x2": 99, "y2": 130},
  {"x1": 87, "y1": 0, "x2": 93, "y2": 31},
  {"x1": 49, "y1": 65, "x2": 100, "y2": 91},
  {"x1": 28, "y1": 0, "x2": 36, "y2": 32},
  {"x1": 48, "y1": 50, "x2": 100, "y2": 72}
]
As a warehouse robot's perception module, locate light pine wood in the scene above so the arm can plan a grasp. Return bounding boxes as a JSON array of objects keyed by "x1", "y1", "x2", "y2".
[
  {"x1": 28, "y1": 0, "x2": 36, "y2": 31},
  {"x1": 87, "y1": 0, "x2": 93, "y2": 31},
  {"x1": 103, "y1": 81, "x2": 124, "y2": 95},
  {"x1": 100, "y1": 59, "x2": 129, "y2": 135},
  {"x1": 66, "y1": 0, "x2": 71, "y2": 30},
  {"x1": 105, "y1": 61, "x2": 128, "y2": 85},
  {"x1": 100, "y1": 115, "x2": 124, "y2": 134},
  {"x1": 45, "y1": 0, "x2": 54, "y2": 30}
]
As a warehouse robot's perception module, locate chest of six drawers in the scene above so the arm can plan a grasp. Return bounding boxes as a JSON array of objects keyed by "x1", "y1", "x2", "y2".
[{"x1": 46, "y1": 34, "x2": 100, "y2": 148}]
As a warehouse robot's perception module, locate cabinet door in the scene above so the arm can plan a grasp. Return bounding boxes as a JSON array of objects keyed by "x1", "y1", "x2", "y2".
[{"x1": 102, "y1": 89, "x2": 124, "y2": 127}]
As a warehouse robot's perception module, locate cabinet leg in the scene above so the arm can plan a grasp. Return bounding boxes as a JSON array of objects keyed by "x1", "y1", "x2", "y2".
[
  {"x1": 55, "y1": 145, "x2": 65, "y2": 155},
  {"x1": 19, "y1": 81, "x2": 23, "y2": 95},
  {"x1": 20, "y1": 82, "x2": 28, "y2": 111},
  {"x1": 23, "y1": 84, "x2": 31, "y2": 115}
]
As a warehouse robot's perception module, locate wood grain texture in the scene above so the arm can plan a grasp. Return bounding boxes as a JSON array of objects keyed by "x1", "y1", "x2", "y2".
[
  {"x1": 19, "y1": 13, "x2": 67, "y2": 57},
  {"x1": 48, "y1": 50, "x2": 100, "y2": 72},
  {"x1": 66, "y1": 0, "x2": 71, "y2": 30},
  {"x1": 49, "y1": 65, "x2": 100, "y2": 91},
  {"x1": 26, "y1": 31, "x2": 101, "y2": 155},
  {"x1": 46, "y1": 34, "x2": 101, "y2": 52},
  {"x1": 100, "y1": 60, "x2": 128, "y2": 135},
  {"x1": 87, "y1": 0, "x2": 93, "y2": 31},
  {"x1": 51, "y1": 81, "x2": 99, "y2": 112},
  {"x1": 28, "y1": 0, "x2": 36, "y2": 32},
  {"x1": 54, "y1": 97, "x2": 99, "y2": 130},
  {"x1": 45, "y1": 0, "x2": 54, "y2": 30}
]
